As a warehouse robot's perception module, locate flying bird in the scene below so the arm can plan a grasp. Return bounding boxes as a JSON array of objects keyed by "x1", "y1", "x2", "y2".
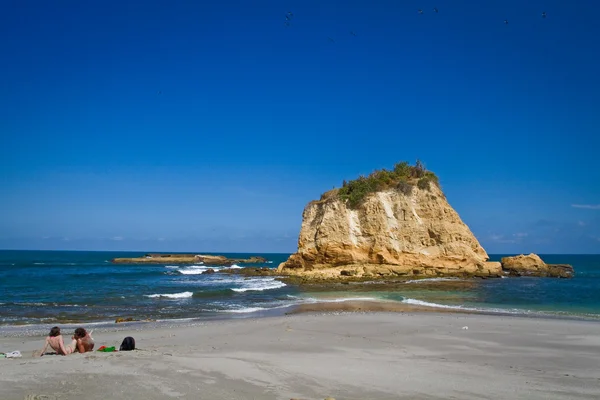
[
  {"x1": 418, "y1": 9, "x2": 423, "y2": 14},
  {"x1": 350, "y1": 31, "x2": 356, "y2": 36},
  {"x1": 328, "y1": 37, "x2": 335, "y2": 43},
  {"x1": 157, "y1": 90, "x2": 162, "y2": 95},
  {"x1": 504, "y1": 19, "x2": 508, "y2": 24},
  {"x1": 542, "y1": 12, "x2": 547, "y2": 18},
  {"x1": 433, "y1": 7, "x2": 438, "y2": 13},
  {"x1": 284, "y1": 11, "x2": 293, "y2": 27}
]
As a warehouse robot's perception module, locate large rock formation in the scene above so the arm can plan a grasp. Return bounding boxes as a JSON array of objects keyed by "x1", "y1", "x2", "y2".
[
  {"x1": 278, "y1": 182, "x2": 502, "y2": 280},
  {"x1": 501, "y1": 254, "x2": 574, "y2": 278}
]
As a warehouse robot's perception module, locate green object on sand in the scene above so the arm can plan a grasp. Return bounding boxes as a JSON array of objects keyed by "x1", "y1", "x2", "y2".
[{"x1": 97, "y1": 346, "x2": 116, "y2": 352}]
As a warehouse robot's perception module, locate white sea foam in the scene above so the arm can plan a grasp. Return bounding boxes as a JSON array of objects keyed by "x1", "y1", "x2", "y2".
[
  {"x1": 177, "y1": 266, "x2": 225, "y2": 275},
  {"x1": 401, "y1": 298, "x2": 524, "y2": 315},
  {"x1": 402, "y1": 298, "x2": 466, "y2": 309},
  {"x1": 164, "y1": 265, "x2": 180, "y2": 269},
  {"x1": 231, "y1": 277, "x2": 286, "y2": 292},
  {"x1": 301, "y1": 296, "x2": 380, "y2": 304},
  {"x1": 404, "y1": 277, "x2": 463, "y2": 284},
  {"x1": 228, "y1": 264, "x2": 242, "y2": 269},
  {"x1": 220, "y1": 307, "x2": 267, "y2": 313},
  {"x1": 145, "y1": 291, "x2": 193, "y2": 299},
  {"x1": 218, "y1": 303, "x2": 294, "y2": 313},
  {"x1": 286, "y1": 295, "x2": 382, "y2": 305},
  {"x1": 178, "y1": 267, "x2": 209, "y2": 275},
  {"x1": 33, "y1": 263, "x2": 46, "y2": 265},
  {"x1": 206, "y1": 276, "x2": 242, "y2": 284},
  {"x1": 176, "y1": 265, "x2": 240, "y2": 275}
]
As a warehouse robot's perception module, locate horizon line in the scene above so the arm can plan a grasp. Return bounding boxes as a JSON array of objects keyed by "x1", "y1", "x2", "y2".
[{"x1": 1, "y1": 248, "x2": 599, "y2": 256}]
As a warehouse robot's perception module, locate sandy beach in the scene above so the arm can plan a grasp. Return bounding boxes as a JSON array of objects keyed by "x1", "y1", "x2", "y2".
[{"x1": 1, "y1": 309, "x2": 599, "y2": 400}]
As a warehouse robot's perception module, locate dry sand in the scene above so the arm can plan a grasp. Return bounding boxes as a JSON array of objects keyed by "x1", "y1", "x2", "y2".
[{"x1": 1, "y1": 309, "x2": 599, "y2": 400}]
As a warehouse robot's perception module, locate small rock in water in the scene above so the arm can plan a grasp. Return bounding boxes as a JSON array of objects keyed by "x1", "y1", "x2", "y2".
[
  {"x1": 115, "y1": 317, "x2": 136, "y2": 323},
  {"x1": 462, "y1": 326, "x2": 468, "y2": 330}
]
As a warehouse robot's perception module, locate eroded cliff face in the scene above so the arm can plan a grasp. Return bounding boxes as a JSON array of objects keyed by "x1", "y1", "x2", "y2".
[{"x1": 278, "y1": 184, "x2": 502, "y2": 279}]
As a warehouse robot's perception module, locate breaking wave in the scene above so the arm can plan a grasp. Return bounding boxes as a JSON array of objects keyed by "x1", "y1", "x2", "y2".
[
  {"x1": 231, "y1": 277, "x2": 287, "y2": 292},
  {"x1": 145, "y1": 292, "x2": 194, "y2": 299}
]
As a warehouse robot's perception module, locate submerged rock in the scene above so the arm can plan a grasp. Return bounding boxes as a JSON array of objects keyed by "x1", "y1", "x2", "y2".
[
  {"x1": 111, "y1": 254, "x2": 267, "y2": 265},
  {"x1": 115, "y1": 317, "x2": 136, "y2": 323}
]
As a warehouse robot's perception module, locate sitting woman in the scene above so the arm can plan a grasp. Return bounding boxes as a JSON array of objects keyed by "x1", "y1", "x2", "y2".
[
  {"x1": 73, "y1": 327, "x2": 95, "y2": 353},
  {"x1": 39, "y1": 326, "x2": 76, "y2": 356}
]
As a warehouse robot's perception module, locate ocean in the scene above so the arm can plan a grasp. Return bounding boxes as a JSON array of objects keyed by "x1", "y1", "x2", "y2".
[{"x1": 1, "y1": 251, "x2": 599, "y2": 334}]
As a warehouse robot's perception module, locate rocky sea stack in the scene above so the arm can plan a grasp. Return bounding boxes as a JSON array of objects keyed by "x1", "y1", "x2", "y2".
[{"x1": 278, "y1": 161, "x2": 572, "y2": 281}]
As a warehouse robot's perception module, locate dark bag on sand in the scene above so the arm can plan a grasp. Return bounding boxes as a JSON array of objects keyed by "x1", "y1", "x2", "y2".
[{"x1": 119, "y1": 336, "x2": 135, "y2": 351}]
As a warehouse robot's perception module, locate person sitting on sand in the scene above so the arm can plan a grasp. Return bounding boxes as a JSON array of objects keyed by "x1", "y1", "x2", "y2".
[
  {"x1": 39, "y1": 326, "x2": 95, "y2": 356},
  {"x1": 73, "y1": 327, "x2": 95, "y2": 353},
  {"x1": 39, "y1": 326, "x2": 77, "y2": 356}
]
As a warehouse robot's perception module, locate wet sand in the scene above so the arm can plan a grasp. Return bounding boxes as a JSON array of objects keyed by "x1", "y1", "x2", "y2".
[
  {"x1": 286, "y1": 299, "x2": 470, "y2": 314},
  {"x1": 1, "y1": 310, "x2": 599, "y2": 400}
]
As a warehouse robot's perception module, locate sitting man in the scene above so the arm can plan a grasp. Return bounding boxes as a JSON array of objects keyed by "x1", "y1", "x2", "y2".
[{"x1": 73, "y1": 327, "x2": 95, "y2": 353}]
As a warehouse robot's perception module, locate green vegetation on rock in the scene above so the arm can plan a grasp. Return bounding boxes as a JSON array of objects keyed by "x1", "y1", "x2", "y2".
[{"x1": 337, "y1": 160, "x2": 439, "y2": 209}]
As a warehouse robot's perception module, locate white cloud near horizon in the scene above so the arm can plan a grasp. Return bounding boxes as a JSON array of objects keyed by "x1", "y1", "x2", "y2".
[
  {"x1": 571, "y1": 204, "x2": 600, "y2": 210},
  {"x1": 489, "y1": 234, "x2": 516, "y2": 244}
]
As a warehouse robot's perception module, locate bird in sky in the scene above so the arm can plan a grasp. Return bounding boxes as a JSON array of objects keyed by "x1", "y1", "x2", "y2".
[
  {"x1": 350, "y1": 31, "x2": 356, "y2": 36},
  {"x1": 284, "y1": 11, "x2": 293, "y2": 26},
  {"x1": 418, "y1": 9, "x2": 423, "y2": 14},
  {"x1": 504, "y1": 19, "x2": 509, "y2": 24},
  {"x1": 433, "y1": 8, "x2": 439, "y2": 13},
  {"x1": 542, "y1": 12, "x2": 547, "y2": 18},
  {"x1": 328, "y1": 37, "x2": 335, "y2": 43}
]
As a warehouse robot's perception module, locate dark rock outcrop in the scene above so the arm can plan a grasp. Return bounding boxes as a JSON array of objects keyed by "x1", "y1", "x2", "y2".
[{"x1": 111, "y1": 254, "x2": 267, "y2": 265}]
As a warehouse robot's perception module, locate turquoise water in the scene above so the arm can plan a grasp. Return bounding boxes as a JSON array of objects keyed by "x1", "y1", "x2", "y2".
[
  {"x1": 1, "y1": 251, "x2": 599, "y2": 329},
  {"x1": 305, "y1": 254, "x2": 600, "y2": 319}
]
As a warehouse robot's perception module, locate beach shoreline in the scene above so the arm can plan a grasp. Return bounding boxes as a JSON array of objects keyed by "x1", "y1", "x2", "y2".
[
  {"x1": 2, "y1": 298, "x2": 600, "y2": 339},
  {"x1": 1, "y1": 310, "x2": 599, "y2": 400}
]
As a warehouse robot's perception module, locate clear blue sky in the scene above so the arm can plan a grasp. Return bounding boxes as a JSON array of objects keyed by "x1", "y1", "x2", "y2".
[{"x1": 1, "y1": 0, "x2": 599, "y2": 254}]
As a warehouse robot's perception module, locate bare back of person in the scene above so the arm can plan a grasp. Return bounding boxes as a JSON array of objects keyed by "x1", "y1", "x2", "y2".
[
  {"x1": 40, "y1": 329, "x2": 77, "y2": 356},
  {"x1": 39, "y1": 326, "x2": 94, "y2": 356}
]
